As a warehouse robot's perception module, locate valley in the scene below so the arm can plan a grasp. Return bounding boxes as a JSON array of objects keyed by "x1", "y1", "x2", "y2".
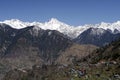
[{"x1": 0, "y1": 19, "x2": 120, "y2": 80}]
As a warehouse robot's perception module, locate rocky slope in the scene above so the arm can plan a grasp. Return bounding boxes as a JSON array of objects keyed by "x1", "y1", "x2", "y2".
[
  {"x1": 0, "y1": 19, "x2": 120, "y2": 80},
  {"x1": 0, "y1": 24, "x2": 73, "y2": 64},
  {"x1": 56, "y1": 44, "x2": 97, "y2": 65},
  {"x1": 2, "y1": 38, "x2": 120, "y2": 80},
  {"x1": 1, "y1": 18, "x2": 120, "y2": 46},
  {"x1": 0, "y1": 23, "x2": 97, "y2": 80},
  {"x1": 85, "y1": 38, "x2": 120, "y2": 64},
  {"x1": 74, "y1": 28, "x2": 120, "y2": 46}
]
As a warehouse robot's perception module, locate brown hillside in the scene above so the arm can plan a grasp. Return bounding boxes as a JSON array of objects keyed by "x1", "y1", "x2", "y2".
[{"x1": 56, "y1": 43, "x2": 97, "y2": 65}]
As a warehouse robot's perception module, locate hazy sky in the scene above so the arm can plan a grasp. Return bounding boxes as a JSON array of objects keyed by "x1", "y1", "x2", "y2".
[{"x1": 0, "y1": 0, "x2": 120, "y2": 26}]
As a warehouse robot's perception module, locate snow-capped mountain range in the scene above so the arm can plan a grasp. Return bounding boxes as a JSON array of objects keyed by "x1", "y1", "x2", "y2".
[{"x1": 0, "y1": 18, "x2": 120, "y2": 38}]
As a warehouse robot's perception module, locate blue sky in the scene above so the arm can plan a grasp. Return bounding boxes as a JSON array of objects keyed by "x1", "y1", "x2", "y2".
[{"x1": 0, "y1": 0, "x2": 120, "y2": 26}]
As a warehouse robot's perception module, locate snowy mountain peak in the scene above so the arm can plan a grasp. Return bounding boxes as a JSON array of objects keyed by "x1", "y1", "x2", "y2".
[
  {"x1": 4, "y1": 19, "x2": 21, "y2": 22},
  {"x1": 0, "y1": 18, "x2": 120, "y2": 39},
  {"x1": 49, "y1": 18, "x2": 60, "y2": 23},
  {"x1": 115, "y1": 21, "x2": 120, "y2": 24},
  {"x1": 100, "y1": 22, "x2": 109, "y2": 26},
  {"x1": 1, "y1": 19, "x2": 30, "y2": 29},
  {"x1": 90, "y1": 28, "x2": 106, "y2": 35}
]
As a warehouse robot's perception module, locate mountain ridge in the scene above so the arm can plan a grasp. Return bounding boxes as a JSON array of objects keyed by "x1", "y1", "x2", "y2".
[
  {"x1": 74, "y1": 28, "x2": 120, "y2": 46},
  {"x1": 1, "y1": 18, "x2": 120, "y2": 39}
]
